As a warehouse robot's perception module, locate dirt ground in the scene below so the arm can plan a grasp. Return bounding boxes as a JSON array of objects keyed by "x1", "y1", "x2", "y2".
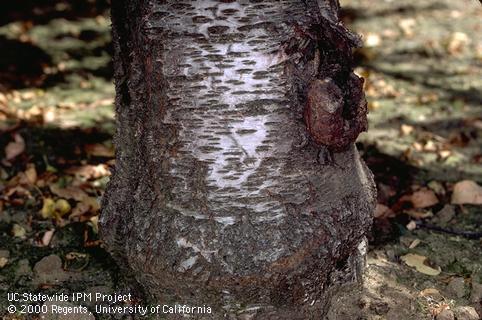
[{"x1": 0, "y1": 0, "x2": 481, "y2": 319}]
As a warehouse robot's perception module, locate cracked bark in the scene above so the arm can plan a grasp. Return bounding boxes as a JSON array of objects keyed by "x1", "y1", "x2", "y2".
[{"x1": 101, "y1": 0, "x2": 376, "y2": 319}]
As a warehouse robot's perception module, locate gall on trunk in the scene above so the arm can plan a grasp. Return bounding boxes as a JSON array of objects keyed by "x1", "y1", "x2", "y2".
[{"x1": 304, "y1": 74, "x2": 368, "y2": 152}]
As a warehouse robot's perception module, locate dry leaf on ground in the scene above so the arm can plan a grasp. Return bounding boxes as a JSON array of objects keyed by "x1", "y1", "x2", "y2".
[
  {"x1": 406, "y1": 210, "x2": 433, "y2": 219},
  {"x1": 12, "y1": 224, "x2": 26, "y2": 239},
  {"x1": 40, "y1": 198, "x2": 55, "y2": 219},
  {"x1": 5, "y1": 185, "x2": 30, "y2": 198},
  {"x1": 41, "y1": 229, "x2": 55, "y2": 246},
  {"x1": 409, "y1": 239, "x2": 421, "y2": 249},
  {"x1": 24, "y1": 164, "x2": 37, "y2": 184},
  {"x1": 419, "y1": 288, "x2": 443, "y2": 299},
  {"x1": 374, "y1": 204, "x2": 392, "y2": 218},
  {"x1": 398, "y1": 18, "x2": 416, "y2": 37},
  {"x1": 84, "y1": 144, "x2": 114, "y2": 157},
  {"x1": 65, "y1": 164, "x2": 110, "y2": 179},
  {"x1": 406, "y1": 221, "x2": 417, "y2": 231},
  {"x1": 71, "y1": 197, "x2": 100, "y2": 217},
  {"x1": 0, "y1": 257, "x2": 8, "y2": 268},
  {"x1": 5, "y1": 133, "x2": 25, "y2": 160},
  {"x1": 427, "y1": 181, "x2": 445, "y2": 196},
  {"x1": 50, "y1": 184, "x2": 88, "y2": 202},
  {"x1": 451, "y1": 180, "x2": 482, "y2": 205},
  {"x1": 447, "y1": 32, "x2": 470, "y2": 55},
  {"x1": 400, "y1": 124, "x2": 414, "y2": 136},
  {"x1": 401, "y1": 253, "x2": 441, "y2": 276},
  {"x1": 409, "y1": 188, "x2": 439, "y2": 208},
  {"x1": 89, "y1": 216, "x2": 99, "y2": 234},
  {"x1": 71, "y1": 202, "x2": 91, "y2": 217},
  {"x1": 54, "y1": 199, "x2": 71, "y2": 217}
]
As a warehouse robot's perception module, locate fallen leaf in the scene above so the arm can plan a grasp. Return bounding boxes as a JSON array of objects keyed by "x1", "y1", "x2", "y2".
[
  {"x1": 54, "y1": 199, "x2": 71, "y2": 217},
  {"x1": 420, "y1": 288, "x2": 441, "y2": 297},
  {"x1": 400, "y1": 124, "x2": 414, "y2": 136},
  {"x1": 406, "y1": 220, "x2": 417, "y2": 231},
  {"x1": 65, "y1": 164, "x2": 110, "y2": 180},
  {"x1": 423, "y1": 140, "x2": 437, "y2": 152},
  {"x1": 84, "y1": 144, "x2": 114, "y2": 158},
  {"x1": 41, "y1": 229, "x2": 55, "y2": 246},
  {"x1": 0, "y1": 257, "x2": 8, "y2": 268},
  {"x1": 410, "y1": 188, "x2": 439, "y2": 208},
  {"x1": 71, "y1": 202, "x2": 91, "y2": 218},
  {"x1": 406, "y1": 210, "x2": 433, "y2": 219},
  {"x1": 5, "y1": 185, "x2": 31, "y2": 198},
  {"x1": 70, "y1": 197, "x2": 99, "y2": 217},
  {"x1": 447, "y1": 32, "x2": 470, "y2": 55},
  {"x1": 5, "y1": 133, "x2": 25, "y2": 160},
  {"x1": 50, "y1": 184, "x2": 88, "y2": 201},
  {"x1": 12, "y1": 224, "x2": 26, "y2": 239},
  {"x1": 409, "y1": 239, "x2": 421, "y2": 249},
  {"x1": 427, "y1": 181, "x2": 446, "y2": 196},
  {"x1": 89, "y1": 216, "x2": 99, "y2": 234},
  {"x1": 374, "y1": 204, "x2": 391, "y2": 218},
  {"x1": 40, "y1": 198, "x2": 55, "y2": 219},
  {"x1": 451, "y1": 180, "x2": 482, "y2": 205},
  {"x1": 24, "y1": 164, "x2": 37, "y2": 184},
  {"x1": 398, "y1": 18, "x2": 416, "y2": 37},
  {"x1": 438, "y1": 150, "x2": 452, "y2": 160},
  {"x1": 419, "y1": 288, "x2": 443, "y2": 298},
  {"x1": 412, "y1": 142, "x2": 423, "y2": 151},
  {"x1": 401, "y1": 253, "x2": 441, "y2": 276},
  {"x1": 84, "y1": 196, "x2": 100, "y2": 211}
]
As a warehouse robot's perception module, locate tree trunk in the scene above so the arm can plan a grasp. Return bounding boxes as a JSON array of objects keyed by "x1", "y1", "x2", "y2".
[{"x1": 101, "y1": 0, "x2": 376, "y2": 319}]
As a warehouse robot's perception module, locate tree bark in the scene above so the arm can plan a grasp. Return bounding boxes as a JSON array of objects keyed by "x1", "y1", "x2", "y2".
[{"x1": 101, "y1": 0, "x2": 376, "y2": 319}]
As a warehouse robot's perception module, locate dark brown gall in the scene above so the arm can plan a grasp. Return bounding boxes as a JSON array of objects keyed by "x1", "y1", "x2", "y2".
[
  {"x1": 304, "y1": 78, "x2": 345, "y2": 149},
  {"x1": 304, "y1": 76, "x2": 368, "y2": 152}
]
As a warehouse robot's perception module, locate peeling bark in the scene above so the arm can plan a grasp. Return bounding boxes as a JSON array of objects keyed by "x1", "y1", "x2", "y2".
[{"x1": 101, "y1": 0, "x2": 376, "y2": 319}]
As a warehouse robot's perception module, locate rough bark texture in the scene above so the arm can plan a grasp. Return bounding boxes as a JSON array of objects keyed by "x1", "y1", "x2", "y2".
[{"x1": 101, "y1": 0, "x2": 376, "y2": 319}]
